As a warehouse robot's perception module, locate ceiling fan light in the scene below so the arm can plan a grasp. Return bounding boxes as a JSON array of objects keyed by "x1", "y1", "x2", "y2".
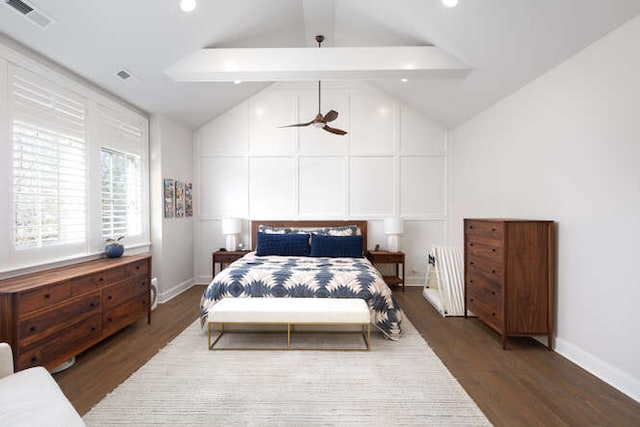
[
  {"x1": 313, "y1": 122, "x2": 325, "y2": 128},
  {"x1": 180, "y1": 0, "x2": 196, "y2": 12},
  {"x1": 442, "y1": 0, "x2": 458, "y2": 7}
]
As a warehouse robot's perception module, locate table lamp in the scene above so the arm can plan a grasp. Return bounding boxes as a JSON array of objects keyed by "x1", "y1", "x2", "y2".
[
  {"x1": 384, "y1": 217, "x2": 404, "y2": 252},
  {"x1": 221, "y1": 218, "x2": 241, "y2": 251}
]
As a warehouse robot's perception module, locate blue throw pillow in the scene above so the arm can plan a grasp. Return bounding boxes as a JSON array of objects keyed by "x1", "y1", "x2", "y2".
[
  {"x1": 310, "y1": 234, "x2": 363, "y2": 258},
  {"x1": 255, "y1": 232, "x2": 310, "y2": 256}
]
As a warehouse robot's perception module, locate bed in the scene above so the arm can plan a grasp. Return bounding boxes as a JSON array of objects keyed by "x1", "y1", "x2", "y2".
[{"x1": 199, "y1": 220, "x2": 403, "y2": 340}]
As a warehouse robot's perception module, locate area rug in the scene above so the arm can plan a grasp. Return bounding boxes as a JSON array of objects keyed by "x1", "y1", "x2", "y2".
[{"x1": 83, "y1": 319, "x2": 490, "y2": 426}]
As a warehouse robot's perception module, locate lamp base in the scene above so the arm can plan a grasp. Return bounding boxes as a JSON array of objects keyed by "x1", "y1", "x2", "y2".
[
  {"x1": 225, "y1": 234, "x2": 237, "y2": 251},
  {"x1": 386, "y1": 235, "x2": 399, "y2": 252}
]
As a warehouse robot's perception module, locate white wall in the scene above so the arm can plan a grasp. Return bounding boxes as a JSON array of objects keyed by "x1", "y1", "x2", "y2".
[
  {"x1": 193, "y1": 82, "x2": 447, "y2": 284},
  {"x1": 448, "y1": 16, "x2": 640, "y2": 401},
  {"x1": 150, "y1": 114, "x2": 195, "y2": 301}
]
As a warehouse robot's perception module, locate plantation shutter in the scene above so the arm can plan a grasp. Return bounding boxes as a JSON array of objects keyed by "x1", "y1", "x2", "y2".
[
  {"x1": 100, "y1": 108, "x2": 144, "y2": 240},
  {"x1": 10, "y1": 65, "x2": 87, "y2": 249}
]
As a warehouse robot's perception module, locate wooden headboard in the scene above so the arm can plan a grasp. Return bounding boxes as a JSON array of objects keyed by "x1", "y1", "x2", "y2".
[{"x1": 251, "y1": 220, "x2": 368, "y2": 253}]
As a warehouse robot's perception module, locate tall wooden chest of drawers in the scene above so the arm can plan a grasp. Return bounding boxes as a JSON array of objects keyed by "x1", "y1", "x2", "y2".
[
  {"x1": 464, "y1": 219, "x2": 554, "y2": 350},
  {"x1": 0, "y1": 254, "x2": 151, "y2": 370}
]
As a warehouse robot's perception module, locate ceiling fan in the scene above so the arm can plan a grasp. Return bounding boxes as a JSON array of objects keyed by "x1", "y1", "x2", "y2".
[{"x1": 279, "y1": 35, "x2": 348, "y2": 136}]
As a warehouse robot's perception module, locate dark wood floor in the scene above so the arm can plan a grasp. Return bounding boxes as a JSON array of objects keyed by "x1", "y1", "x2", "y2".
[{"x1": 55, "y1": 285, "x2": 640, "y2": 425}]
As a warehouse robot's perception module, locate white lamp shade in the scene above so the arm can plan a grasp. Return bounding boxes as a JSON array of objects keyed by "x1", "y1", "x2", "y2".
[
  {"x1": 221, "y1": 218, "x2": 241, "y2": 235},
  {"x1": 384, "y1": 217, "x2": 404, "y2": 235}
]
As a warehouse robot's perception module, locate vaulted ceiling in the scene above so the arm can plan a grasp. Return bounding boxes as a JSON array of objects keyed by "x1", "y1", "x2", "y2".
[{"x1": 2, "y1": 0, "x2": 640, "y2": 129}]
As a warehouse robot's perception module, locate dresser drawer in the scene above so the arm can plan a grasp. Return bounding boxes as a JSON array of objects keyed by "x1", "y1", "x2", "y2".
[
  {"x1": 467, "y1": 239, "x2": 503, "y2": 266},
  {"x1": 465, "y1": 220, "x2": 504, "y2": 242},
  {"x1": 19, "y1": 292, "x2": 101, "y2": 349},
  {"x1": 18, "y1": 282, "x2": 72, "y2": 316},
  {"x1": 125, "y1": 259, "x2": 150, "y2": 278},
  {"x1": 467, "y1": 256, "x2": 504, "y2": 283},
  {"x1": 18, "y1": 314, "x2": 101, "y2": 369},
  {"x1": 467, "y1": 274, "x2": 502, "y2": 308},
  {"x1": 103, "y1": 295, "x2": 149, "y2": 337},
  {"x1": 467, "y1": 296, "x2": 502, "y2": 332},
  {"x1": 467, "y1": 269, "x2": 502, "y2": 294},
  {"x1": 71, "y1": 267, "x2": 127, "y2": 296},
  {"x1": 103, "y1": 276, "x2": 148, "y2": 310}
]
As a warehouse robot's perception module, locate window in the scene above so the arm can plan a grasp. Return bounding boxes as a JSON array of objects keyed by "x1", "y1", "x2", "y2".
[
  {"x1": 10, "y1": 66, "x2": 87, "y2": 249},
  {"x1": 2, "y1": 57, "x2": 149, "y2": 273},
  {"x1": 98, "y1": 106, "x2": 146, "y2": 244},
  {"x1": 101, "y1": 148, "x2": 142, "y2": 239}
]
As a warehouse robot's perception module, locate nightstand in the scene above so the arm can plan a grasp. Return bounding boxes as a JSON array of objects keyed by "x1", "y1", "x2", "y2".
[
  {"x1": 212, "y1": 250, "x2": 248, "y2": 278},
  {"x1": 366, "y1": 250, "x2": 405, "y2": 292}
]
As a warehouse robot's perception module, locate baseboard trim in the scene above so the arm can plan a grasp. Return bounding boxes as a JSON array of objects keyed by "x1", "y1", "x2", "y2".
[
  {"x1": 158, "y1": 277, "x2": 196, "y2": 304},
  {"x1": 551, "y1": 336, "x2": 640, "y2": 403},
  {"x1": 195, "y1": 275, "x2": 212, "y2": 285}
]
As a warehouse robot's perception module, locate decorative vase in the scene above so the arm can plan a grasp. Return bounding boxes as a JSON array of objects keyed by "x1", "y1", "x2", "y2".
[{"x1": 105, "y1": 244, "x2": 124, "y2": 258}]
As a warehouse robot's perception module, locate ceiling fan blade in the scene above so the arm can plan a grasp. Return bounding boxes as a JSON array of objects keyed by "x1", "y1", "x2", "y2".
[
  {"x1": 323, "y1": 125, "x2": 347, "y2": 135},
  {"x1": 323, "y1": 110, "x2": 339, "y2": 123},
  {"x1": 278, "y1": 119, "x2": 315, "y2": 128}
]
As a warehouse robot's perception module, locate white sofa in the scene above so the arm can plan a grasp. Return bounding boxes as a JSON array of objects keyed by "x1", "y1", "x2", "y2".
[{"x1": 0, "y1": 343, "x2": 85, "y2": 427}]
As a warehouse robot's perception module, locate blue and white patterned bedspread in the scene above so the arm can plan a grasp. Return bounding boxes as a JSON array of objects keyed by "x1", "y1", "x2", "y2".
[{"x1": 200, "y1": 252, "x2": 403, "y2": 340}]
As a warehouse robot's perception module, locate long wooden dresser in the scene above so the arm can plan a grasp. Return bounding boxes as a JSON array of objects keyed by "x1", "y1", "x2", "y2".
[
  {"x1": 0, "y1": 254, "x2": 151, "y2": 371},
  {"x1": 464, "y1": 219, "x2": 554, "y2": 350}
]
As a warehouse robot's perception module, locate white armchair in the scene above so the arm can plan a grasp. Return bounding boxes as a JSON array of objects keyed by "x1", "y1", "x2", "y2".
[
  {"x1": 0, "y1": 343, "x2": 13, "y2": 379},
  {"x1": 0, "y1": 343, "x2": 85, "y2": 427}
]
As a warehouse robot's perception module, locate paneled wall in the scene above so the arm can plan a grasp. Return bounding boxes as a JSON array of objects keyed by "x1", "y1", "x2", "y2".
[{"x1": 193, "y1": 82, "x2": 447, "y2": 284}]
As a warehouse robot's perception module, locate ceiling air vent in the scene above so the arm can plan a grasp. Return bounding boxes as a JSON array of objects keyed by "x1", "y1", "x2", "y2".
[
  {"x1": 115, "y1": 69, "x2": 141, "y2": 85},
  {"x1": 116, "y1": 70, "x2": 132, "y2": 80},
  {"x1": 5, "y1": 0, "x2": 54, "y2": 29}
]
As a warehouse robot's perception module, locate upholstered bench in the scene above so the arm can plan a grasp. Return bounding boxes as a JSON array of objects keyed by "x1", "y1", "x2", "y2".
[
  {"x1": 208, "y1": 298, "x2": 371, "y2": 351},
  {"x1": 0, "y1": 343, "x2": 84, "y2": 426}
]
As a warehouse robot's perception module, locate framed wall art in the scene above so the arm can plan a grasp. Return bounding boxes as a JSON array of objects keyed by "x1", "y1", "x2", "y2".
[{"x1": 163, "y1": 179, "x2": 175, "y2": 218}]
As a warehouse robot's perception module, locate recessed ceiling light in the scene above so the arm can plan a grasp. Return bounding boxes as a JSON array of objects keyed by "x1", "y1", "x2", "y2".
[
  {"x1": 180, "y1": 0, "x2": 196, "y2": 12},
  {"x1": 401, "y1": 78, "x2": 408, "y2": 83},
  {"x1": 442, "y1": 0, "x2": 458, "y2": 7},
  {"x1": 233, "y1": 80, "x2": 242, "y2": 85}
]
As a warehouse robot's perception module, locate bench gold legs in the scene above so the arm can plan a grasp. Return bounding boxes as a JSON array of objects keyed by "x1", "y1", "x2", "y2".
[{"x1": 208, "y1": 322, "x2": 371, "y2": 351}]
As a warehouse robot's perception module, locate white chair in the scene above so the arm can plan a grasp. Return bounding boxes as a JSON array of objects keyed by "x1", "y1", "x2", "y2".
[{"x1": 0, "y1": 343, "x2": 85, "y2": 427}]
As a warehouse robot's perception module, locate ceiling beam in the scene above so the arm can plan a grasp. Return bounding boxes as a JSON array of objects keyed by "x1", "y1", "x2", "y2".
[{"x1": 164, "y1": 46, "x2": 471, "y2": 82}]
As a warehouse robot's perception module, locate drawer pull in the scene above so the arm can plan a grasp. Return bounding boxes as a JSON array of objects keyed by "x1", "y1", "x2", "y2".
[
  {"x1": 470, "y1": 279, "x2": 474, "y2": 283},
  {"x1": 491, "y1": 291, "x2": 496, "y2": 295},
  {"x1": 492, "y1": 270, "x2": 496, "y2": 274},
  {"x1": 30, "y1": 326, "x2": 36, "y2": 332},
  {"x1": 30, "y1": 356, "x2": 37, "y2": 363},
  {"x1": 469, "y1": 225, "x2": 474, "y2": 229},
  {"x1": 107, "y1": 295, "x2": 113, "y2": 300},
  {"x1": 491, "y1": 312, "x2": 496, "y2": 317},
  {"x1": 469, "y1": 243, "x2": 474, "y2": 247},
  {"x1": 90, "y1": 302, "x2": 96, "y2": 307},
  {"x1": 142, "y1": 300, "x2": 147, "y2": 304},
  {"x1": 492, "y1": 248, "x2": 497, "y2": 252},
  {"x1": 44, "y1": 293, "x2": 51, "y2": 299},
  {"x1": 470, "y1": 261, "x2": 475, "y2": 265},
  {"x1": 136, "y1": 265, "x2": 141, "y2": 270},
  {"x1": 470, "y1": 298, "x2": 474, "y2": 302},
  {"x1": 99, "y1": 277, "x2": 104, "y2": 282},
  {"x1": 108, "y1": 317, "x2": 113, "y2": 322},
  {"x1": 91, "y1": 326, "x2": 96, "y2": 331},
  {"x1": 491, "y1": 227, "x2": 496, "y2": 232}
]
